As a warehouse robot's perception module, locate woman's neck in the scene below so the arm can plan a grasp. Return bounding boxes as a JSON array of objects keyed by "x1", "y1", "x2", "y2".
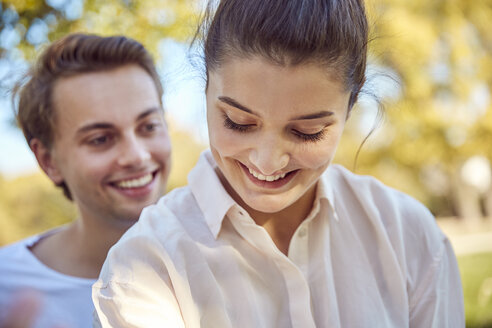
[
  {"x1": 218, "y1": 168, "x2": 317, "y2": 255},
  {"x1": 248, "y1": 187, "x2": 316, "y2": 255}
]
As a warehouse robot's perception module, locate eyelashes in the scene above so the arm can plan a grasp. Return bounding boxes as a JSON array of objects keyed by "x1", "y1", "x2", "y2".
[
  {"x1": 292, "y1": 129, "x2": 326, "y2": 142},
  {"x1": 223, "y1": 115, "x2": 253, "y2": 132},
  {"x1": 222, "y1": 114, "x2": 326, "y2": 142}
]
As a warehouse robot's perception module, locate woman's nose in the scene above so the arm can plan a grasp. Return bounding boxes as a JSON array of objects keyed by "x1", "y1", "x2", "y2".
[{"x1": 248, "y1": 134, "x2": 289, "y2": 175}]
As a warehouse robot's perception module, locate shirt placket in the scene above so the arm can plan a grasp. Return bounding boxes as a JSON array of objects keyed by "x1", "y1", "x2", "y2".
[
  {"x1": 284, "y1": 222, "x2": 316, "y2": 328},
  {"x1": 228, "y1": 206, "x2": 317, "y2": 328}
]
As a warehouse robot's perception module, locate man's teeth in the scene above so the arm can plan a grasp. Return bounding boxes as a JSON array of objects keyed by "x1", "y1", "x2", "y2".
[
  {"x1": 116, "y1": 173, "x2": 153, "y2": 189},
  {"x1": 248, "y1": 168, "x2": 286, "y2": 182}
]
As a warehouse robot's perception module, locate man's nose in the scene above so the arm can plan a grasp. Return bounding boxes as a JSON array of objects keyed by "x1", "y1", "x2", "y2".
[{"x1": 117, "y1": 136, "x2": 151, "y2": 167}]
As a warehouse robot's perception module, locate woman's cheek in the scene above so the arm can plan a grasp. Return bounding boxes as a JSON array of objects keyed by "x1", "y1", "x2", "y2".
[
  {"x1": 298, "y1": 148, "x2": 333, "y2": 169},
  {"x1": 211, "y1": 129, "x2": 248, "y2": 157},
  {"x1": 295, "y1": 135, "x2": 341, "y2": 169}
]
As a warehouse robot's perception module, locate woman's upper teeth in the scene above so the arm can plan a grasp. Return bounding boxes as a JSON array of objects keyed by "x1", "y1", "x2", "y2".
[
  {"x1": 248, "y1": 167, "x2": 286, "y2": 181},
  {"x1": 116, "y1": 173, "x2": 153, "y2": 188}
]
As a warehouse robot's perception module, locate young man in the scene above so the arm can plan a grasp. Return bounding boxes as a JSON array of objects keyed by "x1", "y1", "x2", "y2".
[{"x1": 0, "y1": 34, "x2": 171, "y2": 328}]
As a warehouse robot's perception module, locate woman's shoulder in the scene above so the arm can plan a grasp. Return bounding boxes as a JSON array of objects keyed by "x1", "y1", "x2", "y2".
[
  {"x1": 327, "y1": 164, "x2": 433, "y2": 218},
  {"x1": 326, "y1": 164, "x2": 445, "y2": 251},
  {"x1": 121, "y1": 185, "x2": 204, "y2": 242},
  {"x1": 107, "y1": 184, "x2": 212, "y2": 261},
  {"x1": 98, "y1": 186, "x2": 205, "y2": 284}
]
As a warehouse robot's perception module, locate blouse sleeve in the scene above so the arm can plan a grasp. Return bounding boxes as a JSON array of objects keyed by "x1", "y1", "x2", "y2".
[
  {"x1": 408, "y1": 237, "x2": 465, "y2": 327},
  {"x1": 93, "y1": 278, "x2": 185, "y2": 328},
  {"x1": 92, "y1": 229, "x2": 186, "y2": 328}
]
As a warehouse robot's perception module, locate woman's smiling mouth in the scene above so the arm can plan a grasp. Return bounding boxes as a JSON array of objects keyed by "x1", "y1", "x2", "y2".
[
  {"x1": 247, "y1": 167, "x2": 286, "y2": 182},
  {"x1": 239, "y1": 162, "x2": 297, "y2": 189}
]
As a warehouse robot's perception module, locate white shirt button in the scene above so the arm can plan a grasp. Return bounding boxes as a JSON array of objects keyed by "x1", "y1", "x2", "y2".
[{"x1": 298, "y1": 228, "x2": 307, "y2": 238}]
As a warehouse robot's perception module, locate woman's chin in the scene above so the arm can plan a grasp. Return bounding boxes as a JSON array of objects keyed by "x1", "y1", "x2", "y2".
[{"x1": 242, "y1": 196, "x2": 291, "y2": 214}]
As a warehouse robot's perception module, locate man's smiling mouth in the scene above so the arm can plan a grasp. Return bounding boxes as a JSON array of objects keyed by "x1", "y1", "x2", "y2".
[{"x1": 113, "y1": 171, "x2": 158, "y2": 189}]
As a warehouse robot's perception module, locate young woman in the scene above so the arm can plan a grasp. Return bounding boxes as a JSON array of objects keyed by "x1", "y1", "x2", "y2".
[{"x1": 94, "y1": 0, "x2": 464, "y2": 327}]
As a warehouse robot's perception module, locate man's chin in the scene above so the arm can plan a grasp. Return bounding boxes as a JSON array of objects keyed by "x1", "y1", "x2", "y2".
[{"x1": 106, "y1": 212, "x2": 141, "y2": 229}]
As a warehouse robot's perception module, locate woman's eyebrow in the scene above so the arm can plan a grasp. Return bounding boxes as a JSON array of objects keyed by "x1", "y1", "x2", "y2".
[
  {"x1": 218, "y1": 96, "x2": 256, "y2": 115},
  {"x1": 218, "y1": 96, "x2": 334, "y2": 120},
  {"x1": 291, "y1": 111, "x2": 334, "y2": 120}
]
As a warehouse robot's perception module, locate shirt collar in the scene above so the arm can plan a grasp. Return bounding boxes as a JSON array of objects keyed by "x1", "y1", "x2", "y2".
[
  {"x1": 189, "y1": 150, "x2": 340, "y2": 239},
  {"x1": 188, "y1": 150, "x2": 236, "y2": 239},
  {"x1": 316, "y1": 166, "x2": 339, "y2": 222}
]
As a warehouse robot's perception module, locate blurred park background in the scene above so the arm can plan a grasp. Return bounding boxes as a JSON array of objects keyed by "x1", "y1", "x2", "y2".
[{"x1": 0, "y1": 0, "x2": 491, "y2": 326}]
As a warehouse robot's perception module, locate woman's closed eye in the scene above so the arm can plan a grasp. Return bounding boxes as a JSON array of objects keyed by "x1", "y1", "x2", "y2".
[
  {"x1": 292, "y1": 129, "x2": 326, "y2": 142},
  {"x1": 223, "y1": 112, "x2": 328, "y2": 142},
  {"x1": 223, "y1": 115, "x2": 255, "y2": 132}
]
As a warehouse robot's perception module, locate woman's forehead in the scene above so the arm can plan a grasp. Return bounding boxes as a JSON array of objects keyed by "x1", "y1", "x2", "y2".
[{"x1": 206, "y1": 57, "x2": 350, "y2": 119}]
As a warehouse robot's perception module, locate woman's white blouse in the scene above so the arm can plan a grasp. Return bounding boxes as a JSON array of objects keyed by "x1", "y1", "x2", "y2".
[{"x1": 93, "y1": 151, "x2": 464, "y2": 328}]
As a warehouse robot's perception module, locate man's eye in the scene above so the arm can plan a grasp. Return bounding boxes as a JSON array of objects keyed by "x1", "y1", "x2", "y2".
[
  {"x1": 88, "y1": 135, "x2": 110, "y2": 146},
  {"x1": 223, "y1": 115, "x2": 254, "y2": 132},
  {"x1": 142, "y1": 121, "x2": 161, "y2": 133},
  {"x1": 144, "y1": 123, "x2": 156, "y2": 132}
]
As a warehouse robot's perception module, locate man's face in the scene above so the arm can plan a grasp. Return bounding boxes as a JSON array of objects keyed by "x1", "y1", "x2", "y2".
[{"x1": 44, "y1": 64, "x2": 171, "y2": 227}]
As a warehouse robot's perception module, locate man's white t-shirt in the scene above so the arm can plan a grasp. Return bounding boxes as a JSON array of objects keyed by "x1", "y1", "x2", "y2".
[{"x1": 0, "y1": 230, "x2": 96, "y2": 328}]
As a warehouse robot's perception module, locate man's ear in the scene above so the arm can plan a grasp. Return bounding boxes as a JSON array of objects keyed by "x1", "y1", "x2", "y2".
[
  {"x1": 346, "y1": 109, "x2": 352, "y2": 120},
  {"x1": 30, "y1": 139, "x2": 64, "y2": 184}
]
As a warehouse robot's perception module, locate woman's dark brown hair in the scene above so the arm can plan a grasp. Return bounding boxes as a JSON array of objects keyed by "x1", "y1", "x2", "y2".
[
  {"x1": 13, "y1": 33, "x2": 163, "y2": 199},
  {"x1": 199, "y1": 0, "x2": 369, "y2": 109}
]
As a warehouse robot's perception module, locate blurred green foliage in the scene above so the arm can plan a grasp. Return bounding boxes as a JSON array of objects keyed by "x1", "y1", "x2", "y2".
[
  {"x1": 458, "y1": 252, "x2": 492, "y2": 327},
  {"x1": 0, "y1": 171, "x2": 76, "y2": 245},
  {"x1": 335, "y1": 0, "x2": 492, "y2": 219},
  {"x1": 0, "y1": 0, "x2": 199, "y2": 56}
]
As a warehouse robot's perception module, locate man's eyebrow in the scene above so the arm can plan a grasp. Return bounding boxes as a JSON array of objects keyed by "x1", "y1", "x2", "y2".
[
  {"x1": 218, "y1": 96, "x2": 255, "y2": 115},
  {"x1": 136, "y1": 107, "x2": 161, "y2": 121},
  {"x1": 77, "y1": 123, "x2": 114, "y2": 135},
  {"x1": 291, "y1": 111, "x2": 334, "y2": 120},
  {"x1": 76, "y1": 107, "x2": 162, "y2": 135}
]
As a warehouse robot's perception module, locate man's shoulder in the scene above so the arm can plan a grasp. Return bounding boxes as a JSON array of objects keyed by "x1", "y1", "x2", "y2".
[
  {"x1": 0, "y1": 228, "x2": 71, "y2": 279},
  {"x1": 0, "y1": 234, "x2": 40, "y2": 263},
  {"x1": 0, "y1": 230, "x2": 95, "y2": 326},
  {"x1": 0, "y1": 234, "x2": 46, "y2": 306}
]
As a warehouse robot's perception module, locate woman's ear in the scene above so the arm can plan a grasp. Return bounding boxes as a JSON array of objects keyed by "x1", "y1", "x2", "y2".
[{"x1": 30, "y1": 139, "x2": 64, "y2": 184}]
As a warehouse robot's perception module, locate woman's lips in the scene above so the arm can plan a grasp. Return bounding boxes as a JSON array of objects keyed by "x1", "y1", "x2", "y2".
[{"x1": 239, "y1": 162, "x2": 297, "y2": 189}]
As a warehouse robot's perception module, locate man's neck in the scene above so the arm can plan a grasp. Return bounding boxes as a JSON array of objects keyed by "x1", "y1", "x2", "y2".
[{"x1": 30, "y1": 218, "x2": 129, "y2": 279}]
